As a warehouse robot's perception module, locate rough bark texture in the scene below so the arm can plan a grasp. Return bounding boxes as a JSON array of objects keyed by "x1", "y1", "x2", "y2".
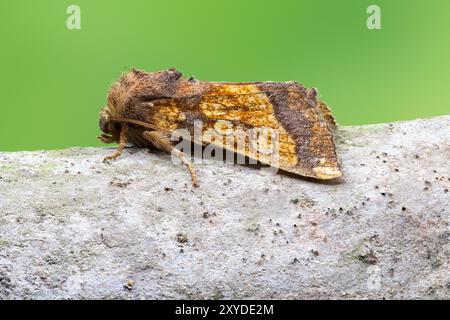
[{"x1": 0, "y1": 116, "x2": 449, "y2": 300}]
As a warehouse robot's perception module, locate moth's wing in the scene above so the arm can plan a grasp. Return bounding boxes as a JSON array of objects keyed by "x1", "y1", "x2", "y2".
[
  {"x1": 195, "y1": 82, "x2": 342, "y2": 180},
  {"x1": 317, "y1": 99, "x2": 337, "y2": 131}
]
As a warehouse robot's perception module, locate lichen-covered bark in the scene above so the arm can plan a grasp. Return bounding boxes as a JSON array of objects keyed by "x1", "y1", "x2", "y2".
[{"x1": 0, "y1": 116, "x2": 449, "y2": 299}]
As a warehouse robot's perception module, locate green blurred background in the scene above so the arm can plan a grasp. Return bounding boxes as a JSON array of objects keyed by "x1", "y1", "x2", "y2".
[{"x1": 0, "y1": 0, "x2": 449, "y2": 151}]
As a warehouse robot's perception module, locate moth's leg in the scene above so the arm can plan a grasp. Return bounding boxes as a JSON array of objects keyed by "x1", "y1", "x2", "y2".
[
  {"x1": 98, "y1": 133, "x2": 115, "y2": 144},
  {"x1": 142, "y1": 130, "x2": 199, "y2": 187},
  {"x1": 103, "y1": 124, "x2": 128, "y2": 163}
]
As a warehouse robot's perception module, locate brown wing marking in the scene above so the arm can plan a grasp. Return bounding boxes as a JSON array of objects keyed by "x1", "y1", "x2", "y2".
[{"x1": 259, "y1": 83, "x2": 341, "y2": 179}]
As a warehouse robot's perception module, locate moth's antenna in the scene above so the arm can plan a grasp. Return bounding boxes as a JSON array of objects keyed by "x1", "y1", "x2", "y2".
[{"x1": 109, "y1": 117, "x2": 172, "y2": 134}]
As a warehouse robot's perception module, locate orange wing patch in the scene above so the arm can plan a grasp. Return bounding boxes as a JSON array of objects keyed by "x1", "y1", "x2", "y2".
[
  {"x1": 199, "y1": 84, "x2": 299, "y2": 167},
  {"x1": 151, "y1": 100, "x2": 186, "y2": 131}
]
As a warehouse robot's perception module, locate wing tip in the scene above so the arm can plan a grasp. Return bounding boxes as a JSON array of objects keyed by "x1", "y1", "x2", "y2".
[{"x1": 312, "y1": 166, "x2": 343, "y2": 180}]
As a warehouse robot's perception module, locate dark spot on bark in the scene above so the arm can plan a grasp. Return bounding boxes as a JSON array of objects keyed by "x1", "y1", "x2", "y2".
[
  {"x1": 290, "y1": 257, "x2": 300, "y2": 264},
  {"x1": 358, "y1": 251, "x2": 378, "y2": 265},
  {"x1": 110, "y1": 179, "x2": 130, "y2": 188},
  {"x1": 176, "y1": 233, "x2": 188, "y2": 244}
]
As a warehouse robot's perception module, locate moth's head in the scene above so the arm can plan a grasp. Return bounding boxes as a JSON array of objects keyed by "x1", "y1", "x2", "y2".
[
  {"x1": 99, "y1": 84, "x2": 124, "y2": 138},
  {"x1": 99, "y1": 71, "x2": 137, "y2": 139},
  {"x1": 99, "y1": 67, "x2": 184, "y2": 140},
  {"x1": 99, "y1": 107, "x2": 119, "y2": 136}
]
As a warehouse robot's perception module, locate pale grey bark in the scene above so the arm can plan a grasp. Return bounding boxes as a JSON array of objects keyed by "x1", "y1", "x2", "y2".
[{"x1": 0, "y1": 116, "x2": 449, "y2": 299}]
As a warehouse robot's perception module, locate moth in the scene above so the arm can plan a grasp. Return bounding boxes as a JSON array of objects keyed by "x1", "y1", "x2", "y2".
[{"x1": 99, "y1": 68, "x2": 342, "y2": 186}]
